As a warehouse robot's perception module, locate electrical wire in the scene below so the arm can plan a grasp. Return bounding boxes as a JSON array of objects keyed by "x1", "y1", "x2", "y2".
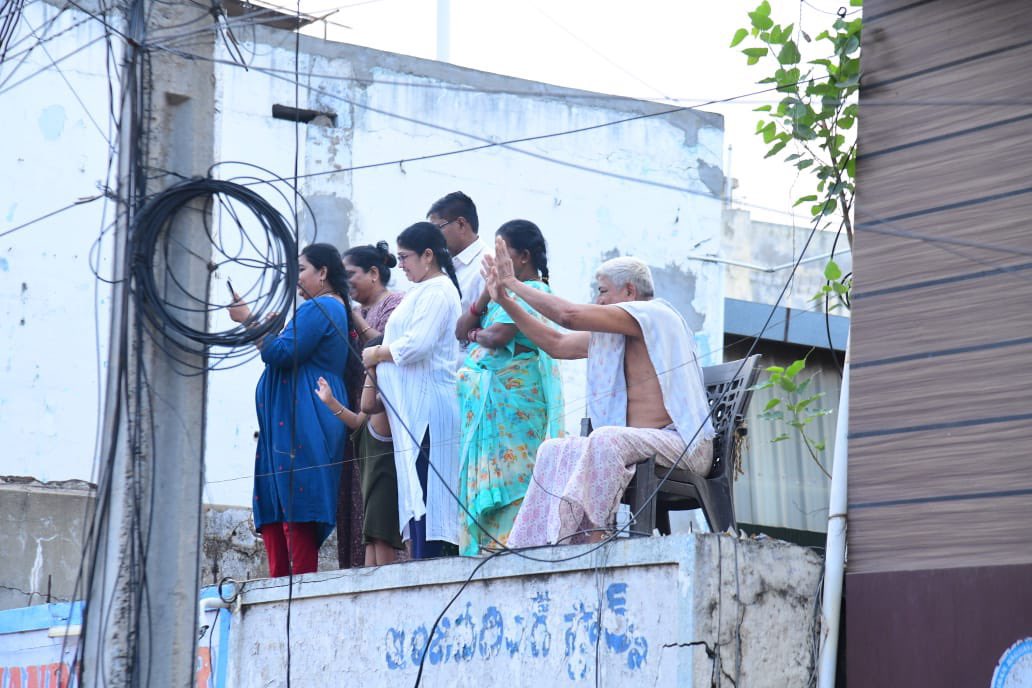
[
  {"x1": 129, "y1": 177, "x2": 298, "y2": 353},
  {"x1": 141, "y1": 36, "x2": 835, "y2": 222}
]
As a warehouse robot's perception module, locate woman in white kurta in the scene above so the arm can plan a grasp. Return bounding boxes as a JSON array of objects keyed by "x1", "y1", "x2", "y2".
[{"x1": 362, "y1": 221, "x2": 462, "y2": 558}]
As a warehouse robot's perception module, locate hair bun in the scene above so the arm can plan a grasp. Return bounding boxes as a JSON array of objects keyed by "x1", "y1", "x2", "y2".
[{"x1": 376, "y1": 240, "x2": 398, "y2": 268}]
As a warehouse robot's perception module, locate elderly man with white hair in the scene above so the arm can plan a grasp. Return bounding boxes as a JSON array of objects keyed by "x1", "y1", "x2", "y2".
[{"x1": 481, "y1": 239, "x2": 714, "y2": 546}]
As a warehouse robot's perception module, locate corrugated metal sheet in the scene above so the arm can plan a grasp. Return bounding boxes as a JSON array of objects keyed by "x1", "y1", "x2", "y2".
[{"x1": 727, "y1": 342, "x2": 839, "y2": 533}]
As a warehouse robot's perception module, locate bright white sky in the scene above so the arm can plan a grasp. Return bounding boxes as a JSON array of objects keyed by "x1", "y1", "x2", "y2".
[{"x1": 284, "y1": 0, "x2": 857, "y2": 225}]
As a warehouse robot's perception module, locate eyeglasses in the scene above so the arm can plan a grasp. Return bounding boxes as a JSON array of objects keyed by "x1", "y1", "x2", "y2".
[
  {"x1": 433, "y1": 218, "x2": 458, "y2": 230},
  {"x1": 396, "y1": 251, "x2": 414, "y2": 264}
]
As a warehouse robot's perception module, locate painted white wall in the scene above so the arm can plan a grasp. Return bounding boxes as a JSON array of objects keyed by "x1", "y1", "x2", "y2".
[
  {"x1": 1, "y1": 11, "x2": 724, "y2": 508},
  {"x1": 0, "y1": 2, "x2": 117, "y2": 485}
]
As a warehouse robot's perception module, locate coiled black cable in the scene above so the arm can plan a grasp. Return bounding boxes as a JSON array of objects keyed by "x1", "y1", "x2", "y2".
[{"x1": 129, "y1": 177, "x2": 297, "y2": 353}]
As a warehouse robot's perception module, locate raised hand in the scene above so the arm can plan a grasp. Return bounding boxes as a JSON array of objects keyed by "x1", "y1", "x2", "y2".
[
  {"x1": 227, "y1": 290, "x2": 252, "y2": 324},
  {"x1": 492, "y1": 235, "x2": 516, "y2": 285},
  {"x1": 481, "y1": 254, "x2": 500, "y2": 301},
  {"x1": 314, "y1": 376, "x2": 334, "y2": 405}
]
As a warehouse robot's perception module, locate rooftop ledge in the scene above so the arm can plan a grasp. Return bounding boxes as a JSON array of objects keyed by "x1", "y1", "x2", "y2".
[{"x1": 225, "y1": 533, "x2": 822, "y2": 687}]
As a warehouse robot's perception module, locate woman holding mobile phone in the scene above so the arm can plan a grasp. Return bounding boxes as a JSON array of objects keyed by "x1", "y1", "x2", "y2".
[{"x1": 229, "y1": 243, "x2": 363, "y2": 577}]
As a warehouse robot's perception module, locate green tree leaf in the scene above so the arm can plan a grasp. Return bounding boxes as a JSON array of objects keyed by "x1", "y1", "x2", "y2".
[
  {"x1": 765, "y1": 139, "x2": 789, "y2": 158},
  {"x1": 785, "y1": 359, "x2": 806, "y2": 378},
  {"x1": 743, "y1": 47, "x2": 769, "y2": 58},
  {"x1": 730, "y1": 28, "x2": 749, "y2": 47},
  {"x1": 824, "y1": 260, "x2": 842, "y2": 280},
  {"x1": 778, "y1": 40, "x2": 801, "y2": 64}
]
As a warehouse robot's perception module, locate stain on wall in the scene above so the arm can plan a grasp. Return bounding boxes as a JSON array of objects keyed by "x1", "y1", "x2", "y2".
[
  {"x1": 650, "y1": 262, "x2": 705, "y2": 333},
  {"x1": 297, "y1": 193, "x2": 354, "y2": 249},
  {"x1": 37, "y1": 106, "x2": 66, "y2": 142},
  {"x1": 598, "y1": 248, "x2": 705, "y2": 333}
]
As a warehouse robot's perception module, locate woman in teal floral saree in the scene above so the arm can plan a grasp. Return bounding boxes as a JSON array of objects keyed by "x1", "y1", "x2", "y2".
[{"x1": 457, "y1": 220, "x2": 564, "y2": 555}]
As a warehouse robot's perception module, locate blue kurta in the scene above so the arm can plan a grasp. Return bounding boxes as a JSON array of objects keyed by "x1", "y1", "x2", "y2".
[{"x1": 252, "y1": 295, "x2": 352, "y2": 545}]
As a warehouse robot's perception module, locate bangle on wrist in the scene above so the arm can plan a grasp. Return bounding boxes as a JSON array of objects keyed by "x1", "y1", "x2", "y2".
[
  {"x1": 333, "y1": 405, "x2": 347, "y2": 417},
  {"x1": 360, "y1": 325, "x2": 372, "y2": 335}
]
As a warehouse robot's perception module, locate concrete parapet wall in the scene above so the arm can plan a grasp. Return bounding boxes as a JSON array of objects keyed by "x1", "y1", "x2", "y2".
[
  {"x1": 0, "y1": 480, "x2": 336, "y2": 610},
  {"x1": 227, "y1": 534, "x2": 821, "y2": 687}
]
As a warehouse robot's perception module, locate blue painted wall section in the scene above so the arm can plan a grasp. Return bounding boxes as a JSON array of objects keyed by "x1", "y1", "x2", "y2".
[{"x1": 385, "y1": 583, "x2": 649, "y2": 680}]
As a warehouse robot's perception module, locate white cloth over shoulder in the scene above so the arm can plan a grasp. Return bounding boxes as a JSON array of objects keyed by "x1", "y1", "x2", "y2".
[
  {"x1": 376, "y1": 275, "x2": 461, "y2": 544},
  {"x1": 586, "y1": 298, "x2": 714, "y2": 451}
]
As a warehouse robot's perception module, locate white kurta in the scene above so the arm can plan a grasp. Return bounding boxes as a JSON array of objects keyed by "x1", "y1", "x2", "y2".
[{"x1": 377, "y1": 275, "x2": 462, "y2": 544}]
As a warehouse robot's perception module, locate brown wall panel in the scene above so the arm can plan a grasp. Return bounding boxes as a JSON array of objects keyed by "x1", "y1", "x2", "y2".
[
  {"x1": 847, "y1": 496, "x2": 1032, "y2": 573},
  {"x1": 848, "y1": 1, "x2": 1032, "y2": 682},
  {"x1": 859, "y1": 53, "x2": 1031, "y2": 156},
  {"x1": 858, "y1": 119, "x2": 1032, "y2": 212},
  {"x1": 851, "y1": 277, "x2": 1032, "y2": 361},
  {"x1": 849, "y1": 419, "x2": 1032, "y2": 504},
  {"x1": 849, "y1": 343, "x2": 1032, "y2": 432},
  {"x1": 851, "y1": 192, "x2": 1032, "y2": 293},
  {"x1": 863, "y1": 2, "x2": 1031, "y2": 90},
  {"x1": 848, "y1": 564, "x2": 1032, "y2": 686}
]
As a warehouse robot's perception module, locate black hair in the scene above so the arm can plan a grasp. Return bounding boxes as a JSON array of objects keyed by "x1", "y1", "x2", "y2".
[
  {"x1": 343, "y1": 240, "x2": 397, "y2": 285},
  {"x1": 427, "y1": 191, "x2": 479, "y2": 234},
  {"x1": 496, "y1": 219, "x2": 550, "y2": 285},
  {"x1": 301, "y1": 243, "x2": 364, "y2": 393},
  {"x1": 301, "y1": 243, "x2": 350, "y2": 298},
  {"x1": 397, "y1": 222, "x2": 462, "y2": 298}
]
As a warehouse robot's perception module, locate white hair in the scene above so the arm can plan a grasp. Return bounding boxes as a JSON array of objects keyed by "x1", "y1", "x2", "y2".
[{"x1": 596, "y1": 256, "x2": 654, "y2": 298}]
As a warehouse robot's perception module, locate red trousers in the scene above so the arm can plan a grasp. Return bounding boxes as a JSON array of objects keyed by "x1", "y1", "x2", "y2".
[{"x1": 260, "y1": 522, "x2": 320, "y2": 577}]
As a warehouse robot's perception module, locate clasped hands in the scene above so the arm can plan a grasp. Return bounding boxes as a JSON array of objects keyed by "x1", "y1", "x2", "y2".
[{"x1": 480, "y1": 236, "x2": 516, "y2": 303}]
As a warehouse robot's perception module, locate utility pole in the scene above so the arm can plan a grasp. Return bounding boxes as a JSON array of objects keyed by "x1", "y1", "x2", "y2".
[
  {"x1": 436, "y1": 0, "x2": 451, "y2": 62},
  {"x1": 82, "y1": 0, "x2": 216, "y2": 684}
]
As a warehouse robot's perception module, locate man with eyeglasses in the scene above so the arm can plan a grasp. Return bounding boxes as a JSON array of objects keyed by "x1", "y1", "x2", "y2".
[{"x1": 427, "y1": 191, "x2": 488, "y2": 368}]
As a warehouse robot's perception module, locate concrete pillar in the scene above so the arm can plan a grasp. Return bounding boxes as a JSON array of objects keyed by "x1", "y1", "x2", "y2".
[{"x1": 82, "y1": 0, "x2": 216, "y2": 684}]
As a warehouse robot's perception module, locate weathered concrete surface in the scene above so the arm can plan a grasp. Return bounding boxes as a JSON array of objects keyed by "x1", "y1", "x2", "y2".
[
  {"x1": 723, "y1": 208, "x2": 854, "y2": 312},
  {"x1": 227, "y1": 534, "x2": 821, "y2": 687},
  {"x1": 0, "y1": 479, "x2": 337, "y2": 610},
  {"x1": 0, "y1": 479, "x2": 93, "y2": 611}
]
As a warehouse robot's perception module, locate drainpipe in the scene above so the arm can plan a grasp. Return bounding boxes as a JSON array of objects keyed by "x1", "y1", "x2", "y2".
[
  {"x1": 818, "y1": 334, "x2": 849, "y2": 688},
  {"x1": 198, "y1": 596, "x2": 232, "y2": 639}
]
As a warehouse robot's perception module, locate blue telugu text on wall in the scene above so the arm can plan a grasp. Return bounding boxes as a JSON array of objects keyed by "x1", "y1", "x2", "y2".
[{"x1": 385, "y1": 582, "x2": 649, "y2": 680}]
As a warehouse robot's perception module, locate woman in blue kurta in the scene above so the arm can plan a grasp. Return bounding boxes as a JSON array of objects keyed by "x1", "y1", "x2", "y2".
[
  {"x1": 230, "y1": 243, "x2": 362, "y2": 577},
  {"x1": 457, "y1": 220, "x2": 564, "y2": 555}
]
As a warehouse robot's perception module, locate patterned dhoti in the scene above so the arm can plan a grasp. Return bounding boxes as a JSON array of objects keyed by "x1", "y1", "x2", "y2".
[{"x1": 507, "y1": 425, "x2": 713, "y2": 547}]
